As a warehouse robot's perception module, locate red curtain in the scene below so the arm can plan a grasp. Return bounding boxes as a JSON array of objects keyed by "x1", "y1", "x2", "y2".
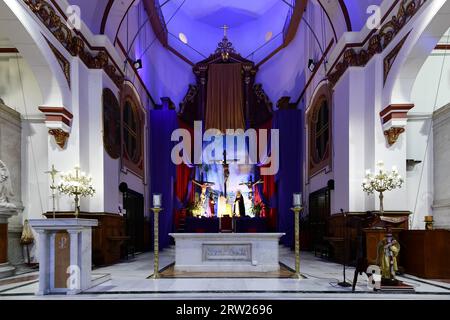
[
  {"x1": 254, "y1": 119, "x2": 277, "y2": 230},
  {"x1": 174, "y1": 119, "x2": 194, "y2": 230}
]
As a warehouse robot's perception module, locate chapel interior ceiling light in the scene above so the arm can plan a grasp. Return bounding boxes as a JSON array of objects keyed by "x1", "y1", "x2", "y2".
[
  {"x1": 179, "y1": 32, "x2": 188, "y2": 44},
  {"x1": 265, "y1": 31, "x2": 273, "y2": 42},
  {"x1": 133, "y1": 59, "x2": 143, "y2": 70}
]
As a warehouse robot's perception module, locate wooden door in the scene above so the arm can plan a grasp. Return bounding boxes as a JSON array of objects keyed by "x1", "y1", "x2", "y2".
[
  {"x1": 124, "y1": 190, "x2": 145, "y2": 252},
  {"x1": 309, "y1": 188, "x2": 330, "y2": 249}
]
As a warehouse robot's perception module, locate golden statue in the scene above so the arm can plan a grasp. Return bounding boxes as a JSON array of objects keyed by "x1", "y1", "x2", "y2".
[{"x1": 376, "y1": 236, "x2": 400, "y2": 281}]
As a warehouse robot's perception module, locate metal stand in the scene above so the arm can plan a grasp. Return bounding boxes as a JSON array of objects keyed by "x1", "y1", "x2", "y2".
[
  {"x1": 338, "y1": 210, "x2": 352, "y2": 287},
  {"x1": 150, "y1": 207, "x2": 162, "y2": 279},
  {"x1": 290, "y1": 207, "x2": 303, "y2": 279}
]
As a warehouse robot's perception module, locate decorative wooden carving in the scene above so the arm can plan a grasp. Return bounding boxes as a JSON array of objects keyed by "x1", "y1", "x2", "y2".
[
  {"x1": 384, "y1": 32, "x2": 411, "y2": 84},
  {"x1": 39, "y1": 106, "x2": 73, "y2": 148},
  {"x1": 380, "y1": 104, "x2": 414, "y2": 145},
  {"x1": 48, "y1": 128, "x2": 69, "y2": 148},
  {"x1": 43, "y1": 35, "x2": 70, "y2": 88},
  {"x1": 160, "y1": 97, "x2": 176, "y2": 110},
  {"x1": 328, "y1": 0, "x2": 427, "y2": 86},
  {"x1": 277, "y1": 97, "x2": 297, "y2": 110},
  {"x1": 178, "y1": 84, "x2": 199, "y2": 123},
  {"x1": 179, "y1": 35, "x2": 272, "y2": 128},
  {"x1": 384, "y1": 127, "x2": 406, "y2": 145},
  {"x1": 23, "y1": 0, "x2": 124, "y2": 88},
  {"x1": 215, "y1": 36, "x2": 236, "y2": 62}
]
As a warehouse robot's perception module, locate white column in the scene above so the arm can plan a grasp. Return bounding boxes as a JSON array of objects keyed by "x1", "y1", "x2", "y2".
[
  {"x1": 36, "y1": 230, "x2": 49, "y2": 296},
  {"x1": 67, "y1": 229, "x2": 80, "y2": 295}
]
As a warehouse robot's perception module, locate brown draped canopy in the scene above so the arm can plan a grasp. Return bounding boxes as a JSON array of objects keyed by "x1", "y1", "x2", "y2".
[{"x1": 205, "y1": 63, "x2": 245, "y2": 133}]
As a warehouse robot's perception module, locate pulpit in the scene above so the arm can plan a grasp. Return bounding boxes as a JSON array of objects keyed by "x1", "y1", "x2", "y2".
[{"x1": 30, "y1": 218, "x2": 98, "y2": 295}]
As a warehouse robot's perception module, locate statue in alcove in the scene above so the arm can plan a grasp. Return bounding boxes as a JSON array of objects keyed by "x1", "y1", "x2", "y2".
[{"x1": 0, "y1": 160, "x2": 16, "y2": 209}]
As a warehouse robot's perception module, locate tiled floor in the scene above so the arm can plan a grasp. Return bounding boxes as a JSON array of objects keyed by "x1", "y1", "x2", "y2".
[{"x1": 1, "y1": 247, "x2": 450, "y2": 300}]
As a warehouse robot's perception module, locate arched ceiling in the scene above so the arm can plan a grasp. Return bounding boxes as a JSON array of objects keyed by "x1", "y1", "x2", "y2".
[
  {"x1": 65, "y1": 0, "x2": 385, "y2": 64},
  {"x1": 158, "y1": 0, "x2": 292, "y2": 62}
]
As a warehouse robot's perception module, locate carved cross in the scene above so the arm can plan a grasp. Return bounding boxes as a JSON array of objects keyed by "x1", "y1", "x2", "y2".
[{"x1": 221, "y1": 25, "x2": 229, "y2": 37}]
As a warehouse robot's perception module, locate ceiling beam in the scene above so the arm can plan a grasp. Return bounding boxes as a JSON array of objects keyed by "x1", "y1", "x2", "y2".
[
  {"x1": 283, "y1": 0, "x2": 308, "y2": 46},
  {"x1": 143, "y1": 0, "x2": 169, "y2": 47}
]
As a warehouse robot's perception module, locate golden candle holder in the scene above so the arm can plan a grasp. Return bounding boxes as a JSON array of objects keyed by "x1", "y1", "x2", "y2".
[
  {"x1": 150, "y1": 207, "x2": 163, "y2": 279},
  {"x1": 290, "y1": 206, "x2": 303, "y2": 279},
  {"x1": 424, "y1": 215, "x2": 434, "y2": 230}
]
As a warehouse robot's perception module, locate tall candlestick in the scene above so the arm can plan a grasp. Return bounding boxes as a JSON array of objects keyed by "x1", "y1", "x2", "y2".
[
  {"x1": 153, "y1": 194, "x2": 162, "y2": 208},
  {"x1": 293, "y1": 193, "x2": 302, "y2": 208}
]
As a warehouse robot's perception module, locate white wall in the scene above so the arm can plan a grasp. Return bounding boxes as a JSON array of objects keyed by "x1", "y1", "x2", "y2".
[
  {"x1": 407, "y1": 47, "x2": 450, "y2": 228},
  {"x1": 0, "y1": 53, "x2": 48, "y2": 222},
  {"x1": 116, "y1": 1, "x2": 194, "y2": 107},
  {"x1": 257, "y1": 0, "x2": 338, "y2": 106}
]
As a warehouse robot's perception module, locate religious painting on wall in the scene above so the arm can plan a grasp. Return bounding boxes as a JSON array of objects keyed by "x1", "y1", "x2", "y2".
[
  {"x1": 121, "y1": 82, "x2": 145, "y2": 178},
  {"x1": 102, "y1": 88, "x2": 121, "y2": 159},
  {"x1": 308, "y1": 84, "x2": 332, "y2": 177}
]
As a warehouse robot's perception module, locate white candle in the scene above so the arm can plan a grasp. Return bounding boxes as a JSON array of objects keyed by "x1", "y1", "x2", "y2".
[
  {"x1": 293, "y1": 193, "x2": 302, "y2": 207},
  {"x1": 153, "y1": 194, "x2": 162, "y2": 208}
]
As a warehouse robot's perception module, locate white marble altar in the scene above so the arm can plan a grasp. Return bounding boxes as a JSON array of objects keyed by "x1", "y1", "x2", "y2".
[
  {"x1": 169, "y1": 233, "x2": 285, "y2": 272},
  {"x1": 29, "y1": 219, "x2": 98, "y2": 295}
]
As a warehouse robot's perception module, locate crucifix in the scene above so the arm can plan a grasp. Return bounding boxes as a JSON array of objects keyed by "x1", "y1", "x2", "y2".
[
  {"x1": 45, "y1": 164, "x2": 59, "y2": 219},
  {"x1": 214, "y1": 150, "x2": 239, "y2": 197},
  {"x1": 239, "y1": 176, "x2": 264, "y2": 204},
  {"x1": 192, "y1": 171, "x2": 215, "y2": 211}
]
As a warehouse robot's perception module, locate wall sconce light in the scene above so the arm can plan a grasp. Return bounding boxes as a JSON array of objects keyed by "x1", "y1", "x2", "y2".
[
  {"x1": 308, "y1": 59, "x2": 316, "y2": 72},
  {"x1": 133, "y1": 59, "x2": 143, "y2": 70},
  {"x1": 406, "y1": 159, "x2": 422, "y2": 171}
]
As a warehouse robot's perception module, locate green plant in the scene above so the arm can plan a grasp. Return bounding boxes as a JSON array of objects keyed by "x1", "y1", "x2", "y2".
[{"x1": 251, "y1": 202, "x2": 265, "y2": 217}]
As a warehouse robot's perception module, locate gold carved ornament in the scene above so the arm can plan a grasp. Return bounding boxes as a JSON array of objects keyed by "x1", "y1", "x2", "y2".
[
  {"x1": 384, "y1": 127, "x2": 405, "y2": 146},
  {"x1": 48, "y1": 129, "x2": 70, "y2": 148}
]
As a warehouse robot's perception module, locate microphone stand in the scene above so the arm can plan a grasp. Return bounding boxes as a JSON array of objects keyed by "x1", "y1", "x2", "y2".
[{"x1": 338, "y1": 209, "x2": 352, "y2": 287}]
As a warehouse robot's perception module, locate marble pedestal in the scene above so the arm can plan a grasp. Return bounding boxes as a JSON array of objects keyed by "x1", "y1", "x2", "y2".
[
  {"x1": 0, "y1": 208, "x2": 18, "y2": 279},
  {"x1": 170, "y1": 233, "x2": 285, "y2": 272},
  {"x1": 29, "y1": 219, "x2": 98, "y2": 295}
]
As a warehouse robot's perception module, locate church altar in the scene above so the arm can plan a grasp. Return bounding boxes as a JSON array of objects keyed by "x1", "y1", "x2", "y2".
[{"x1": 169, "y1": 233, "x2": 284, "y2": 272}]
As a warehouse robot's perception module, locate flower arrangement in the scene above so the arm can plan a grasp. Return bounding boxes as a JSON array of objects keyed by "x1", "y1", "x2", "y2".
[
  {"x1": 251, "y1": 201, "x2": 266, "y2": 218},
  {"x1": 58, "y1": 166, "x2": 95, "y2": 217},
  {"x1": 362, "y1": 161, "x2": 403, "y2": 214},
  {"x1": 186, "y1": 200, "x2": 204, "y2": 217}
]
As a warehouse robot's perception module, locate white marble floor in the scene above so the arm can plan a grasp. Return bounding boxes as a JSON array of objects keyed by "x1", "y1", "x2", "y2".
[{"x1": 1, "y1": 246, "x2": 450, "y2": 300}]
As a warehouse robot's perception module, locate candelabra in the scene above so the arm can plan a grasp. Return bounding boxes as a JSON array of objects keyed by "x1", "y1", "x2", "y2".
[
  {"x1": 363, "y1": 161, "x2": 403, "y2": 215},
  {"x1": 58, "y1": 166, "x2": 95, "y2": 218}
]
